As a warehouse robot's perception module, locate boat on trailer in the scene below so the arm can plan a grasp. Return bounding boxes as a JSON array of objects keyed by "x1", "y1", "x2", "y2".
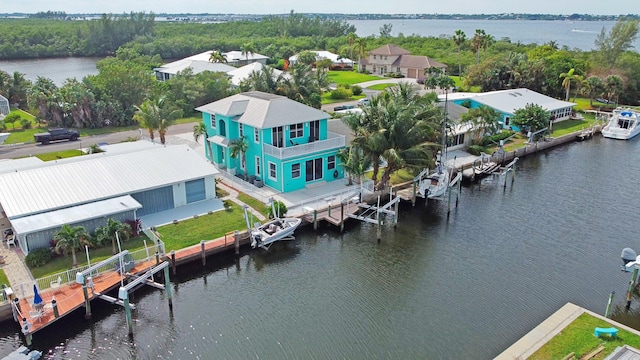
[{"x1": 601, "y1": 108, "x2": 640, "y2": 140}]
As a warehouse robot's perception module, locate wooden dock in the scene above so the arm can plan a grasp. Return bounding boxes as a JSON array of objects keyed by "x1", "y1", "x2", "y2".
[
  {"x1": 15, "y1": 259, "x2": 156, "y2": 335},
  {"x1": 170, "y1": 231, "x2": 251, "y2": 266},
  {"x1": 302, "y1": 201, "x2": 360, "y2": 228}
]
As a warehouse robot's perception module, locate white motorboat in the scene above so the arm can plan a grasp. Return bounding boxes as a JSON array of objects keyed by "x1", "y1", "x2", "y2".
[
  {"x1": 250, "y1": 217, "x2": 302, "y2": 250},
  {"x1": 418, "y1": 163, "x2": 450, "y2": 199},
  {"x1": 0, "y1": 132, "x2": 10, "y2": 145},
  {"x1": 601, "y1": 108, "x2": 640, "y2": 140}
]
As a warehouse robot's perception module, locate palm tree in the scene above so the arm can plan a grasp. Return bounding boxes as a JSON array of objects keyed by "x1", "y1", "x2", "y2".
[
  {"x1": 54, "y1": 224, "x2": 88, "y2": 267},
  {"x1": 346, "y1": 32, "x2": 357, "y2": 60},
  {"x1": 134, "y1": 100, "x2": 159, "y2": 141},
  {"x1": 462, "y1": 105, "x2": 501, "y2": 143},
  {"x1": 559, "y1": 68, "x2": 579, "y2": 101},
  {"x1": 96, "y1": 218, "x2": 131, "y2": 254},
  {"x1": 336, "y1": 146, "x2": 371, "y2": 185},
  {"x1": 355, "y1": 37, "x2": 367, "y2": 73},
  {"x1": 193, "y1": 122, "x2": 214, "y2": 161},
  {"x1": 585, "y1": 76, "x2": 605, "y2": 107},
  {"x1": 452, "y1": 30, "x2": 466, "y2": 75},
  {"x1": 209, "y1": 50, "x2": 227, "y2": 63},
  {"x1": 229, "y1": 136, "x2": 249, "y2": 179},
  {"x1": 240, "y1": 42, "x2": 256, "y2": 64},
  {"x1": 156, "y1": 97, "x2": 183, "y2": 145},
  {"x1": 471, "y1": 29, "x2": 486, "y2": 64}
]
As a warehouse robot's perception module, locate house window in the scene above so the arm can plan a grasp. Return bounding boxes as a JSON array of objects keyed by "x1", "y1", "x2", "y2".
[
  {"x1": 384, "y1": 56, "x2": 387, "y2": 60},
  {"x1": 447, "y1": 133, "x2": 465, "y2": 147},
  {"x1": 269, "y1": 162, "x2": 277, "y2": 180},
  {"x1": 210, "y1": 117, "x2": 216, "y2": 129},
  {"x1": 239, "y1": 124, "x2": 244, "y2": 138},
  {"x1": 290, "y1": 123, "x2": 304, "y2": 139},
  {"x1": 255, "y1": 156, "x2": 261, "y2": 176},
  {"x1": 505, "y1": 117, "x2": 510, "y2": 126},
  {"x1": 305, "y1": 158, "x2": 323, "y2": 182},
  {"x1": 373, "y1": 55, "x2": 376, "y2": 60},
  {"x1": 397, "y1": 67, "x2": 401, "y2": 73},
  {"x1": 292, "y1": 163, "x2": 301, "y2": 178},
  {"x1": 327, "y1": 155, "x2": 336, "y2": 170},
  {"x1": 254, "y1": 128, "x2": 259, "y2": 143}
]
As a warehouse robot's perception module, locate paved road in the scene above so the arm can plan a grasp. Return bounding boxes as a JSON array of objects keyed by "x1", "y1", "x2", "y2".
[{"x1": 0, "y1": 122, "x2": 197, "y2": 159}]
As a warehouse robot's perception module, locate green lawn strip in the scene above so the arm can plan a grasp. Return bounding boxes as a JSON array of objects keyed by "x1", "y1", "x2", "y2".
[
  {"x1": 237, "y1": 192, "x2": 269, "y2": 218},
  {"x1": 35, "y1": 149, "x2": 84, "y2": 161},
  {"x1": 367, "y1": 83, "x2": 395, "y2": 91},
  {"x1": 321, "y1": 92, "x2": 366, "y2": 105},
  {"x1": 28, "y1": 235, "x2": 150, "y2": 279},
  {"x1": 327, "y1": 71, "x2": 382, "y2": 85},
  {"x1": 530, "y1": 312, "x2": 640, "y2": 359},
  {"x1": 551, "y1": 119, "x2": 595, "y2": 137},
  {"x1": 156, "y1": 202, "x2": 248, "y2": 252},
  {"x1": 364, "y1": 168, "x2": 415, "y2": 185},
  {"x1": 175, "y1": 116, "x2": 200, "y2": 125},
  {"x1": 0, "y1": 269, "x2": 9, "y2": 288}
]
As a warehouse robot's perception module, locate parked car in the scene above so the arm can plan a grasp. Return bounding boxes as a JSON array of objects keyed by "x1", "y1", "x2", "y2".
[
  {"x1": 33, "y1": 128, "x2": 80, "y2": 145},
  {"x1": 357, "y1": 98, "x2": 370, "y2": 106},
  {"x1": 333, "y1": 105, "x2": 356, "y2": 112}
]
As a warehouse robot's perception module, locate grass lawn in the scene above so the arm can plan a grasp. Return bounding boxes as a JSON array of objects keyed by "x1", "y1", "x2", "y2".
[
  {"x1": 451, "y1": 76, "x2": 481, "y2": 93},
  {"x1": 364, "y1": 168, "x2": 415, "y2": 186},
  {"x1": 530, "y1": 312, "x2": 640, "y2": 359},
  {"x1": 237, "y1": 192, "x2": 269, "y2": 218},
  {"x1": 321, "y1": 92, "x2": 366, "y2": 105},
  {"x1": 175, "y1": 116, "x2": 200, "y2": 125},
  {"x1": 367, "y1": 83, "x2": 396, "y2": 91},
  {"x1": 327, "y1": 71, "x2": 382, "y2": 85},
  {"x1": 156, "y1": 202, "x2": 248, "y2": 252},
  {"x1": 29, "y1": 235, "x2": 151, "y2": 279},
  {"x1": 35, "y1": 149, "x2": 84, "y2": 161},
  {"x1": 0, "y1": 269, "x2": 9, "y2": 288},
  {"x1": 551, "y1": 119, "x2": 595, "y2": 137}
]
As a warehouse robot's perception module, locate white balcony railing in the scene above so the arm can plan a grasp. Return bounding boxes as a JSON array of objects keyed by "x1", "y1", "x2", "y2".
[{"x1": 262, "y1": 131, "x2": 345, "y2": 159}]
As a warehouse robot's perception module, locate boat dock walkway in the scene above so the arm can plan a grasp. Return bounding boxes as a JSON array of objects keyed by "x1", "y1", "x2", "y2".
[
  {"x1": 15, "y1": 258, "x2": 156, "y2": 335},
  {"x1": 301, "y1": 201, "x2": 361, "y2": 229}
]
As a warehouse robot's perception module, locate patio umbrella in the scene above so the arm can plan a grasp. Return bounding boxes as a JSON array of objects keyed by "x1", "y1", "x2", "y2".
[{"x1": 33, "y1": 284, "x2": 43, "y2": 309}]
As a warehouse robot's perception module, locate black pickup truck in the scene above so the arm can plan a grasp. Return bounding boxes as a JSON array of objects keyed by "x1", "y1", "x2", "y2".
[{"x1": 34, "y1": 128, "x2": 80, "y2": 145}]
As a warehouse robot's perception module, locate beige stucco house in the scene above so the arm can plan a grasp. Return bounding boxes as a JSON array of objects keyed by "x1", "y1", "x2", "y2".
[{"x1": 361, "y1": 44, "x2": 447, "y2": 79}]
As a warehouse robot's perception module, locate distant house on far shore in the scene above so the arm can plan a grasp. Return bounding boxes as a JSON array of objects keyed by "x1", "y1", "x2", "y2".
[{"x1": 360, "y1": 44, "x2": 447, "y2": 79}]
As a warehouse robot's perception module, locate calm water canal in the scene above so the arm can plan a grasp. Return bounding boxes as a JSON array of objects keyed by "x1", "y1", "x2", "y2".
[{"x1": 1, "y1": 136, "x2": 639, "y2": 358}]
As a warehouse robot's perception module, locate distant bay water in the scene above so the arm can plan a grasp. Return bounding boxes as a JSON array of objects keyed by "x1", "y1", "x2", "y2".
[{"x1": 349, "y1": 19, "x2": 640, "y2": 51}]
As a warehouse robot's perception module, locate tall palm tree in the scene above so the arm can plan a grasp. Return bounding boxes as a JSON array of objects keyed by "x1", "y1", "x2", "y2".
[
  {"x1": 559, "y1": 68, "x2": 579, "y2": 101},
  {"x1": 336, "y1": 146, "x2": 371, "y2": 186},
  {"x1": 229, "y1": 137, "x2": 249, "y2": 179},
  {"x1": 193, "y1": 122, "x2": 214, "y2": 162},
  {"x1": 452, "y1": 30, "x2": 466, "y2": 76},
  {"x1": 461, "y1": 105, "x2": 501, "y2": 143},
  {"x1": 585, "y1": 76, "x2": 604, "y2": 107},
  {"x1": 471, "y1": 29, "x2": 486, "y2": 64},
  {"x1": 96, "y1": 218, "x2": 131, "y2": 254},
  {"x1": 54, "y1": 224, "x2": 88, "y2": 267},
  {"x1": 355, "y1": 37, "x2": 367, "y2": 73},
  {"x1": 346, "y1": 32, "x2": 357, "y2": 60}
]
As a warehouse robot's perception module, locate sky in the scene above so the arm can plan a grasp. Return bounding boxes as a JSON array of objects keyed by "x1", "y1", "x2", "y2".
[{"x1": 3, "y1": 0, "x2": 639, "y2": 15}]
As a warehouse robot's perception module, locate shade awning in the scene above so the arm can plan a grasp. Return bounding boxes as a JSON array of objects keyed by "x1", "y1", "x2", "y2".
[
  {"x1": 11, "y1": 195, "x2": 142, "y2": 235},
  {"x1": 208, "y1": 135, "x2": 230, "y2": 147}
]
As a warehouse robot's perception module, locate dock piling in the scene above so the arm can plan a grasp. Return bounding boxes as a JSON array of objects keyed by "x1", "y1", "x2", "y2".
[
  {"x1": 626, "y1": 268, "x2": 639, "y2": 309},
  {"x1": 52, "y1": 297, "x2": 59, "y2": 318},
  {"x1": 313, "y1": 210, "x2": 318, "y2": 230},
  {"x1": 171, "y1": 251, "x2": 176, "y2": 275},
  {"x1": 155, "y1": 251, "x2": 160, "y2": 265},
  {"x1": 82, "y1": 280, "x2": 92, "y2": 320},
  {"x1": 411, "y1": 181, "x2": 417, "y2": 207},
  {"x1": 120, "y1": 288, "x2": 133, "y2": 336},
  {"x1": 605, "y1": 291, "x2": 615, "y2": 318},
  {"x1": 234, "y1": 230, "x2": 240, "y2": 255},
  {"x1": 200, "y1": 240, "x2": 206, "y2": 266},
  {"x1": 21, "y1": 317, "x2": 31, "y2": 346},
  {"x1": 340, "y1": 201, "x2": 345, "y2": 233},
  {"x1": 376, "y1": 195, "x2": 382, "y2": 241},
  {"x1": 163, "y1": 264, "x2": 173, "y2": 311},
  {"x1": 393, "y1": 193, "x2": 399, "y2": 227}
]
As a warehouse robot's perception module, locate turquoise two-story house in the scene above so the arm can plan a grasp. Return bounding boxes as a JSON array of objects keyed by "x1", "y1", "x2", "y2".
[{"x1": 196, "y1": 91, "x2": 345, "y2": 193}]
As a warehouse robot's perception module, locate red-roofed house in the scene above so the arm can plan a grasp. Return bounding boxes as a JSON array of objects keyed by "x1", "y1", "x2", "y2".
[{"x1": 361, "y1": 44, "x2": 447, "y2": 79}]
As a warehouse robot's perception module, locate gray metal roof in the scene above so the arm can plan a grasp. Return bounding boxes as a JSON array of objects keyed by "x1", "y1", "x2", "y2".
[
  {"x1": 11, "y1": 195, "x2": 142, "y2": 235},
  {"x1": 446, "y1": 88, "x2": 575, "y2": 115},
  {"x1": 196, "y1": 91, "x2": 329, "y2": 129},
  {"x1": 0, "y1": 144, "x2": 218, "y2": 219}
]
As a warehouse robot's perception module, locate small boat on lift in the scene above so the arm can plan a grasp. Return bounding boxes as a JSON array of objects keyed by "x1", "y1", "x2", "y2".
[
  {"x1": 243, "y1": 199, "x2": 301, "y2": 250},
  {"x1": 601, "y1": 108, "x2": 640, "y2": 140},
  {"x1": 250, "y1": 217, "x2": 301, "y2": 250},
  {"x1": 419, "y1": 163, "x2": 449, "y2": 199}
]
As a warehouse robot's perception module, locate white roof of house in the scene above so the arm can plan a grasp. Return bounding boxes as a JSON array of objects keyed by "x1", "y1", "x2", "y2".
[
  {"x1": 0, "y1": 157, "x2": 45, "y2": 174},
  {"x1": 0, "y1": 144, "x2": 218, "y2": 219},
  {"x1": 196, "y1": 91, "x2": 329, "y2": 129},
  {"x1": 290, "y1": 51, "x2": 353, "y2": 65},
  {"x1": 11, "y1": 195, "x2": 142, "y2": 235},
  {"x1": 441, "y1": 88, "x2": 575, "y2": 115},
  {"x1": 155, "y1": 58, "x2": 236, "y2": 76},
  {"x1": 227, "y1": 62, "x2": 284, "y2": 86},
  {"x1": 223, "y1": 50, "x2": 268, "y2": 62}
]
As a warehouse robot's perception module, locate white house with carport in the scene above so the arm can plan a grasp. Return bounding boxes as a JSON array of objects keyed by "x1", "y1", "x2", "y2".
[
  {"x1": 154, "y1": 50, "x2": 269, "y2": 81},
  {"x1": 445, "y1": 88, "x2": 576, "y2": 131},
  {"x1": 0, "y1": 143, "x2": 219, "y2": 255}
]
